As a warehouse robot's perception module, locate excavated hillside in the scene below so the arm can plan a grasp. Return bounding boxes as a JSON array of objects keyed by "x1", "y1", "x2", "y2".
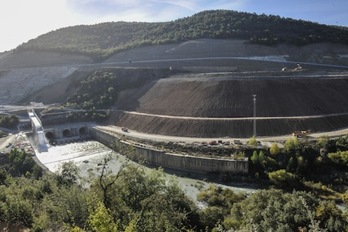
[
  {"x1": 1, "y1": 39, "x2": 348, "y2": 138},
  {"x1": 111, "y1": 71, "x2": 348, "y2": 138}
]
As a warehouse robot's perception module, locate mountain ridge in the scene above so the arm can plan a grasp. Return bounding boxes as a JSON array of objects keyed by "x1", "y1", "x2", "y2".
[{"x1": 13, "y1": 10, "x2": 348, "y2": 61}]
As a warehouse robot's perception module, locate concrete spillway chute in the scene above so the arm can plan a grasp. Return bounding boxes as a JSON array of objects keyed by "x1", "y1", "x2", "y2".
[{"x1": 28, "y1": 110, "x2": 48, "y2": 152}]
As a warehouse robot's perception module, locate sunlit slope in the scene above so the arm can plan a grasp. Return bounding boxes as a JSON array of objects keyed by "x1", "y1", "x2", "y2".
[
  {"x1": 13, "y1": 10, "x2": 348, "y2": 60},
  {"x1": 112, "y1": 72, "x2": 348, "y2": 137}
]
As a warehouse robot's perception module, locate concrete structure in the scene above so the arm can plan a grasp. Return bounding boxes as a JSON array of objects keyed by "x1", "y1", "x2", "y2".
[
  {"x1": 44, "y1": 123, "x2": 91, "y2": 144},
  {"x1": 91, "y1": 127, "x2": 249, "y2": 174},
  {"x1": 29, "y1": 109, "x2": 91, "y2": 149},
  {"x1": 28, "y1": 113, "x2": 248, "y2": 173},
  {"x1": 28, "y1": 110, "x2": 47, "y2": 152}
]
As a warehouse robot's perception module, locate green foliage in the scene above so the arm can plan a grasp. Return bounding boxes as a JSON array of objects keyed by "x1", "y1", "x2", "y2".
[
  {"x1": 0, "y1": 129, "x2": 7, "y2": 138},
  {"x1": 0, "y1": 115, "x2": 19, "y2": 129},
  {"x1": 16, "y1": 10, "x2": 348, "y2": 60},
  {"x1": 226, "y1": 189, "x2": 347, "y2": 232},
  {"x1": 197, "y1": 185, "x2": 245, "y2": 210},
  {"x1": 1, "y1": 195, "x2": 33, "y2": 227},
  {"x1": 7, "y1": 148, "x2": 43, "y2": 178},
  {"x1": 0, "y1": 161, "x2": 347, "y2": 231},
  {"x1": 270, "y1": 143, "x2": 280, "y2": 156},
  {"x1": 63, "y1": 71, "x2": 121, "y2": 122},
  {"x1": 247, "y1": 136, "x2": 257, "y2": 146},
  {"x1": 90, "y1": 164, "x2": 196, "y2": 231},
  {"x1": 2, "y1": 136, "x2": 348, "y2": 231},
  {"x1": 196, "y1": 184, "x2": 245, "y2": 230},
  {"x1": 328, "y1": 150, "x2": 348, "y2": 166},
  {"x1": 335, "y1": 135, "x2": 348, "y2": 151},
  {"x1": 250, "y1": 150, "x2": 259, "y2": 164},
  {"x1": 268, "y1": 169, "x2": 297, "y2": 188},
  {"x1": 315, "y1": 200, "x2": 348, "y2": 231},
  {"x1": 317, "y1": 136, "x2": 329, "y2": 149},
  {"x1": 198, "y1": 206, "x2": 224, "y2": 231},
  {"x1": 286, "y1": 156, "x2": 297, "y2": 173},
  {"x1": 89, "y1": 202, "x2": 118, "y2": 232},
  {"x1": 66, "y1": 71, "x2": 118, "y2": 110},
  {"x1": 284, "y1": 137, "x2": 300, "y2": 152},
  {"x1": 56, "y1": 161, "x2": 79, "y2": 186}
]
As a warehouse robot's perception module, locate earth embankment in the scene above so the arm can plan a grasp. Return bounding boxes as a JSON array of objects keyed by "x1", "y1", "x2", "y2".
[{"x1": 111, "y1": 72, "x2": 348, "y2": 138}]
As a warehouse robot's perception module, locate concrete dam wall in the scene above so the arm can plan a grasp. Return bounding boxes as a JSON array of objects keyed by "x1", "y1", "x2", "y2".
[{"x1": 91, "y1": 128, "x2": 248, "y2": 174}]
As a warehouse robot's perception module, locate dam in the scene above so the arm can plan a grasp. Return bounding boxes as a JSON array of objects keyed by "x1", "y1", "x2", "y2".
[{"x1": 29, "y1": 114, "x2": 248, "y2": 174}]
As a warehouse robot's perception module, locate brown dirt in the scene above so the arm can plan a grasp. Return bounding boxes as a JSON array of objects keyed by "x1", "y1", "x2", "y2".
[
  {"x1": 2, "y1": 39, "x2": 348, "y2": 138},
  {"x1": 105, "y1": 39, "x2": 348, "y2": 66},
  {"x1": 110, "y1": 72, "x2": 348, "y2": 138}
]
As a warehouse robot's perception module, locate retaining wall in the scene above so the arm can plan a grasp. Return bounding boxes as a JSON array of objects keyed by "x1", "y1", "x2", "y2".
[{"x1": 90, "y1": 128, "x2": 248, "y2": 174}]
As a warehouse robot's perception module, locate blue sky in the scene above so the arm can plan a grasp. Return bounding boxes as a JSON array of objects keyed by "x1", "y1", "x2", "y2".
[{"x1": 0, "y1": 0, "x2": 347, "y2": 52}]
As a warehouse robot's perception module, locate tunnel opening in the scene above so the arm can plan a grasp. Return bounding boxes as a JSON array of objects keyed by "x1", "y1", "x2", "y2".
[
  {"x1": 63, "y1": 129, "x2": 71, "y2": 137},
  {"x1": 45, "y1": 131, "x2": 54, "y2": 140},
  {"x1": 79, "y1": 126, "x2": 88, "y2": 135}
]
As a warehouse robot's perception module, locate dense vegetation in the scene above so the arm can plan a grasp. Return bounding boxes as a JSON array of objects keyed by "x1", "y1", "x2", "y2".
[
  {"x1": 61, "y1": 71, "x2": 118, "y2": 122},
  {"x1": 65, "y1": 71, "x2": 118, "y2": 110},
  {"x1": 198, "y1": 185, "x2": 347, "y2": 231},
  {"x1": 16, "y1": 10, "x2": 348, "y2": 60},
  {"x1": 0, "y1": 148, "x2": 347, "y2": 231},
  {"x1": 248, "y1": 136, "x2": 348, "y2": 201},
  {"x1": 41, "y1": 68, "x2": 174, "y2": 123},
  {"x1": 0, "y1": 115, "x2": 19, "y2": 129}
]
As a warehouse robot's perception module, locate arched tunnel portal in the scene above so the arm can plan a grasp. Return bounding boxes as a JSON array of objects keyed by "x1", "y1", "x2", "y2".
[
  {"x1": 63, "y1": 129, "x2": 71, "y2": 137},
  {"x1": 45, "y1": 131, "x2": 54, "y2": 140},
  {"x1": 43, "y1": 124, "x2": 91, "y2": 144},
  {"x1": 79, "y1": 126, "x2": 88, "y2": 136}
]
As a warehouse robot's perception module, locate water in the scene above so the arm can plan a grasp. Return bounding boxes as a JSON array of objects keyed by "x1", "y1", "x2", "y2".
[{"x1": 35, "y1": 140, "x2": 257, "y2": 204}]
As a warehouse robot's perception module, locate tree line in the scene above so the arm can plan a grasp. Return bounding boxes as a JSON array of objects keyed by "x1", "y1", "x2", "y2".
[
  {"x1": 0, "y1": 115, "x2": 19, "y2": 129},
  {"x1": 15, "y1": 10, "x2": 348, "y2": 60},
  {"x1": 0, "y1": 147, "x2": 347, "y2": 231}
]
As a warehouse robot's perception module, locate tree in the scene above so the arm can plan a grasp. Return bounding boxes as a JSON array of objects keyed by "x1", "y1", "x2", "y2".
[
  {"x1": 268, "y1": 169, "x2": 297, "y2": 187},
  {"x1": 0, "y1": 115, "x2": 19, "y2": 128},
  {"x1": 317, "y1": 136, "x2": 329, "y2": 149},
  {"x1": 2, "y1": 195, "x2": 33, "y2": 227},
  {"x1": 327, "y1": 150, "x2": 348, "y2": 166},
  {"x1": 89, "y1": 202, "x2": 118, "y2": 232},
  {"x1": 226, "y1": 189, "x2": 346, "y2": 232},
  {"x1": 270, "y1": 143, "x2": 280, "y2": 156},
  {"x1": 250, "y1": 150, "x2": 259, "y2": 164},
  {"x1": 91, "y1": 163, "x2": 196, "y2": 231},
  {"x1": 315, "y1": 200, "x2": 348, "y2": 231},
  {"x1": 247, "y1": 136, "x2": 257, "y2": 146},
  {"x1": 284, "y1": 137, "x2": 300, "y2": 152},
  {"x1": 286, "y1": 156, "x2": 297, "y2": 173},
  {"x1": 56, "y1": 161, "x2": 79, "y2": 186}
]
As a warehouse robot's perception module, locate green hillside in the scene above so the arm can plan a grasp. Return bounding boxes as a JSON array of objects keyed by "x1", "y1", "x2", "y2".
[{"x1": 16, "y1": 10, "x2": 348, "y2": 60}]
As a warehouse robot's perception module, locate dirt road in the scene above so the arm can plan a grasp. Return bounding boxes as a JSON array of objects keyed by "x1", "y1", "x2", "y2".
[
  {"x1": 117, "y1": 109, "x2": 348, "y2": 121},
  {"x1": 95, "y1": 125, "x2": 348, "y2": 145}
]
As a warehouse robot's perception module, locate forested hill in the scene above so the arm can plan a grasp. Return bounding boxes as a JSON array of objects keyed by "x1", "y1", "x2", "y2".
[{"x1": 16, "y1": 10, "x2": 348, "y2": 60}]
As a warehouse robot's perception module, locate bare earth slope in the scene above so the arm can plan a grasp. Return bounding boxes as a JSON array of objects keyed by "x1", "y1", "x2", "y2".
[
  {"x1": 1, "y1": 39, "x2": 348, "y2": 137},
  {"x1": 117, "y1": 73, "x2": 348, "y2": 117},
  {"x1": 111, "y1": 72, "x2": 348, "y2": 138},
  {"x1": 105, "y1": 39, "x2": 348, "y2": 67}
]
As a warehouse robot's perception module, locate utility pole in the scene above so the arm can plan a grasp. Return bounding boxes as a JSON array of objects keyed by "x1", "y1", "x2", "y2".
[{"x1": 253, "y1": 94, "x2": 257, "y2": 137}]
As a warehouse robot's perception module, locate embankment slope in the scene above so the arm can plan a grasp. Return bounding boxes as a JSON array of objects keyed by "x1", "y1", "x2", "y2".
[{"x1": 111, "y1": 72, "x2": 348, "y2": 138}]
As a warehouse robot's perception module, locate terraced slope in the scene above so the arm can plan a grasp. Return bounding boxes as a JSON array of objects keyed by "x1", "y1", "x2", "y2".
[{"x1": 112, "y1": 72, "x2": 348, "y2": 137}]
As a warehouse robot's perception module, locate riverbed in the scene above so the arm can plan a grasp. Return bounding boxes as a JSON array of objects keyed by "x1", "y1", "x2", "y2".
[{"x1": 35, "y1": 140, "x2": 257, "y2": 203}]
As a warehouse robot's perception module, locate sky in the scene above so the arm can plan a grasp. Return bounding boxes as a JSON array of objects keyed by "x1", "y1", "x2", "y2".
[{"x1": 1, "y1": 0, "x2": 347, "y2": 52}]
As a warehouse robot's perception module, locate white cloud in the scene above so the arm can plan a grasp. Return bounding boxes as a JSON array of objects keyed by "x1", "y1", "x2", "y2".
[
  {"x1": 0, "y1": 0, "x2": 251, "y2": 52},
  {"x1": 0, "y1": 0, "x2": 81, "y2": 52}
]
